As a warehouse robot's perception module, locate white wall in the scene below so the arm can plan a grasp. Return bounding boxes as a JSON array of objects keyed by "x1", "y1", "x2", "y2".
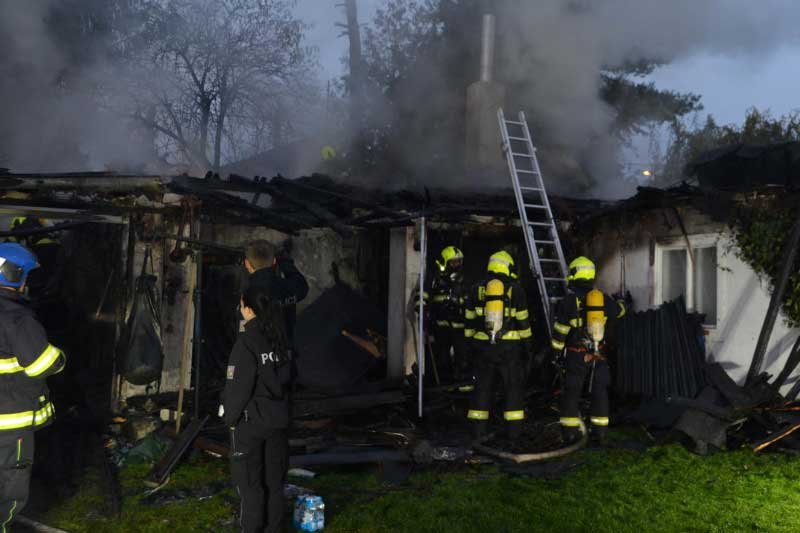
[{"x1": 592, "y1": 215, "x2": 799, "y2": 394}]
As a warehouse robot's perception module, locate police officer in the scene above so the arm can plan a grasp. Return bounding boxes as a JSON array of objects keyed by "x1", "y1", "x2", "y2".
[
  {"x1": 0, "y1": 243, "x2": 66, "y2": 532},
  {"x1": 551, "y1": 256, "x2": 625, "y2": 445},
  {"x1": 416, "y1": 246, "x2": 470, "y2": 384},
  {"x1": 223, "y1": 284, "x2": 292, "y2": 533},
  {"x1": 242, "y1": 239, "x2": 308, "y2": 344},
  {"x1": 464, "y1": 251, "x2": 532, "y2": 439}
]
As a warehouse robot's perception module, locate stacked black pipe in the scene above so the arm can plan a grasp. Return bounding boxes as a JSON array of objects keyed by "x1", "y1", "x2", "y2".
[{"x1": 615, "y1": 297, "x2": 706, "y2": 399}]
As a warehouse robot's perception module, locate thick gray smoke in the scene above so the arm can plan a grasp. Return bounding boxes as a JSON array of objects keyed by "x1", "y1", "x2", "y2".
[
  {"x1": 0, "y1": 2, "x2": 158, "y2": 173},
  {"x1": 495, "y1": 0, "x2": 800, "y2": 197}
]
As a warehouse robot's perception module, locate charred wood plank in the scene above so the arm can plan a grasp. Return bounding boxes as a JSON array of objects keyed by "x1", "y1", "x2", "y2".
[
  {"x1": 163, "y1": 426, "x2": 231, "y2": 458},
  {"x1": 292, "y1": 390, "x2": 405, "y2": 418},
  {"x1": 748, "y1": 213, "x2": 800, "y2": 385},
  {"x1": 0, "y1": 220, "x2": 94, "y2": 238},
  {"x1": 772, "y1": 334, "x2": 800, "y2": 393},
  {"x1": 270, "y1": 175, "x2": 407, "y2": 220},
  {"x1": 147, "y1": 415, "x2": 208, "y2": 486},
  {"x1": 0, "y1": 173, "x2": 164, "y2": 192},
  {"x1": 753, "y1": 421, "x2": 800, "y2": 453}
]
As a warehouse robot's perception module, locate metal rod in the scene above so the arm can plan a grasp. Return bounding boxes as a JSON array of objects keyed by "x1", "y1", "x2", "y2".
[
  {"x1": 479, "y1": 14, "x2": 496, "y2": 82},
  {"x1": 418, "y1": 216, "x2": 427, "y2": 418},
  {"x1": 193, "y1": 248, "x2": 204, "y2": 419}
]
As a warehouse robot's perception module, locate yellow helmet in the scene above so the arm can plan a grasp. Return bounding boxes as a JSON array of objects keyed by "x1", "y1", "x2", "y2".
[
  {"x1": 568, "y1": 256, "x2": 596, "y2": 282},
  {"x1": 436, "y1": 245, "x2": 464, "y2": 271},
  {"x1": 487, "y1": 250, "x2": 515, "y2": 277},
  {"x1": 10, "y1": 216, "x2": 27, "y2": 230}
]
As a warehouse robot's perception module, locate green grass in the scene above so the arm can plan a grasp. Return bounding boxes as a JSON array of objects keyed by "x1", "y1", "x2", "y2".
[{"x1": 37, "y1": 437, "x2": 800, "y2": 533}]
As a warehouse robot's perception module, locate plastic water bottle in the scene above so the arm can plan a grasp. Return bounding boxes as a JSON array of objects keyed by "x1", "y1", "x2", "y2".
[{"x1": 294, "y1": 495, "x2": 325, "y2": 531}]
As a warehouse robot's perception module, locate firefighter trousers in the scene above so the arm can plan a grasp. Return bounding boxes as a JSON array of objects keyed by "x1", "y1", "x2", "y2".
[
  {"x1": 560, "y1": 350, "x2": 611, "y2": 440},
  {"x1": 467, "y1": 343, "x2": 526, "y2": 438},
  {"x1": 0, "y1": 431, "x2": 34, "y2": 533},
  {"x1": 229, "y1": 422, "x2": 288, "y2": 533},
  {"x1": 432, "y1": 326, "x2": 470, "y2": 383}
]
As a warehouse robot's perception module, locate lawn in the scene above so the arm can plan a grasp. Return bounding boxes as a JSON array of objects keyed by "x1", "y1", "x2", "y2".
[{"x1": 36, "y1": 433, "x2": 800, "y2": 533}]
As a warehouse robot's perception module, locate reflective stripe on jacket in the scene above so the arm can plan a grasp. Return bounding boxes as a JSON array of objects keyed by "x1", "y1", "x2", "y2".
[
  {"x1": 0, "y1": 291, "x2": 65, "y2": 433},
  {"x1": 463, "y1": 276, "x2": 532, "y2": 342}
]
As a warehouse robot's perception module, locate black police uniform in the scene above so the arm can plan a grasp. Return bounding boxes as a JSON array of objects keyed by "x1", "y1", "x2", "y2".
[
  {"x1": 463, "y1": 274, "x2": 532, "y2": 438},
  {"x1": 223, "y1": 319, "x2": 291, "y2": 533},
  {"x1": 242, "y1": 255, "x2": 309, "y2": 344},
  {"x1": 0, "y1": 290, "x2": 65, "y2": 533},
  {"x1": 551, "y1": 282, "x2": 625, "y2": 442}
]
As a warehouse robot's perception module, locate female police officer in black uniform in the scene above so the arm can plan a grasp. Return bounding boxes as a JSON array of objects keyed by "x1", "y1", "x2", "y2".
[{"x1": 223, "y1": 284, "x2": 292, "y2": 533}]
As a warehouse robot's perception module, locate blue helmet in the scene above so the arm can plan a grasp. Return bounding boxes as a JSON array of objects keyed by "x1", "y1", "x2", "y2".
[{"x1": 0, "y1": 243, "x2": 39, "y2": 288}]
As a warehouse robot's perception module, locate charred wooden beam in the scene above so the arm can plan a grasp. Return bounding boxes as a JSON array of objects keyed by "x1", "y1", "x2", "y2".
[
  {"x1": 0, "y1": 220, "x2": 94, "y2": 238},
  {"x1": 147, "y1": 415, "x2": 208, "y2": 486},
  {"x1": 170, "y1": 184, "x2": 306, "y2": 233},
  {"x1": 270, "y1": 175, "x2": 407, "y2": 220},
  {"x1": 748, "y1": 212, "x2": 800, "y2": 385},
  {"x1": 0, "y1": 173, "x2": 164, "y2": 192},
  {"x1": 293, "y1": 390, "x2": 405, "y2": 418}
]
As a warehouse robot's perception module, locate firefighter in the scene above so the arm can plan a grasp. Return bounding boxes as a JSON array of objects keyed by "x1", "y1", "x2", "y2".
[
  {"x1": 415, "y1": 246, "x2": 470, "y2": 385},
  {"x1": 241, "y1": 239, "x2": 309, "y2": 344},
  {"x1": 223, "y1": 284, "x2": 292, "y2": 533},
  {"x1": 0, "y1": 243, "x2": 66, "y2": 533},
  {"x1": 551, "y1": 256, "x2": 625, "y2": 446},
  {"x1": 464, "y1": 250, "x2": 532, "y2": 439},
  {"x1": 8, "y1": 218, "x2": 67, "y2": 324}
]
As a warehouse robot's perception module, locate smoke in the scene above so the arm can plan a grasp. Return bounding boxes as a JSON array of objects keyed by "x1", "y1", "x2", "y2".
[
  {"x1": 0, "y1": 2, "x2": 159, "y2": 173},
  {"x1": 495, "y1": 0, "x2": 800, "y2": 198}
]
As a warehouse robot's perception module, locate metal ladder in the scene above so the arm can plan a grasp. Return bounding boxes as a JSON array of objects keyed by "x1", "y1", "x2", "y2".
[{"x1": 498, "y1": 109, "x2": 568, "y2": 331}]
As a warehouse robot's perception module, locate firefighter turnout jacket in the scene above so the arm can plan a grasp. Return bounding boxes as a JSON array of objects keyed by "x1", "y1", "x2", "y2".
[
  {"x1": 550, "y1": 284, "x2": 626, "y2": 354},
  {"x1": 0, "y1": 290, "x2": 65, "y2": 433},
  {"x1": 464, "y1": 275, "x2": 532, "y2": 343},
  {"x1": 415, "y1": 271, "x2": 468, "y2": 332},
  {"x1": 223, "y1": 319, "x2": 292, "y2": 429}
]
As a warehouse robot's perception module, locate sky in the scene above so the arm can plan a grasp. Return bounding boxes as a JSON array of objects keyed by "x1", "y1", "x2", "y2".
[{"x1": 296, "y1": 0, "x2": 800, "y2": 132}]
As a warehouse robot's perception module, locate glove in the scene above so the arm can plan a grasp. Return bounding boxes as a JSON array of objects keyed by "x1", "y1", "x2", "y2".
[{"x1": 217, "y1": 404, "x2": 225, "y2": 418}]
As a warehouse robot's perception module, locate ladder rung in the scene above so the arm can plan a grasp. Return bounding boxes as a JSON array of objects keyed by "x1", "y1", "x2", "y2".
[
  {"x1": 505, "y1": 120, "x2": 524, "y2": 126},
  {"x1": 516, "y1": 169, "x2": 539, "y2": 174},
  {"x1": 520, "y1": 186, "x2": 542, "y2": 192},
  {"x1": 511, "y1": 152, "x2": 532, "y2": 158},
  {"x1": 539, "y1": 259, "x2": 561, "y2": 263},
  {"x1": 543, "y1": 277, "x2": 565, "y2": 281},
  {"x1": 508, "y1": 136, "x2": 528, "y2": 141},
  {"x1": 524, "y1": 204, "x2": 547, "y2": 209},
  {"x1": 528, "y1": 222, "x2": 553, "y2": 227},
  {"x1": 535, "y1": 241, "x2": 555, "y2": 245}
]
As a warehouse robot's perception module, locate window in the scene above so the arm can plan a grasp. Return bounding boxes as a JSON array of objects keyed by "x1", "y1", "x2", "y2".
[{"x1": 657, "y1": 240, "x2": 718, "y2": 325}]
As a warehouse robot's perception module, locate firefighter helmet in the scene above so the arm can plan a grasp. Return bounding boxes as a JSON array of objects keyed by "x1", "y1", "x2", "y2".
[
  {"x1": 487, "y1": 250, "x2": 515, "y2": 277},
  {"x1": 0, "y1": 243, "x2": 39, "y2": 289},
  {"x1": 568, "y1": 256, "x2": 596, "y2": 282},
  {"x1": 436, "y1": 245, "x2": 464, "y2": 272},
  {"x1": 9, "y1": 217, "x2": 43, "y2": 231}
]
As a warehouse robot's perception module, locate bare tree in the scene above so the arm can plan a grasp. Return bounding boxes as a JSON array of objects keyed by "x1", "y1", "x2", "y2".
[{"x1": 124, "y1": 0, "x2": 317, "y2": 172}]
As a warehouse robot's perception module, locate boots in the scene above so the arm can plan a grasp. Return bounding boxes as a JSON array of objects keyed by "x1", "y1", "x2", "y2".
[
  {"x1": 561, "y1": 425, "x2": 582, "y2": 445},
  {"x1": 471, "y1": 420, "x2": 489, "y2": 441},
  {"x1": 589, "y1": 426, "x2": 608, "y2": 448}
]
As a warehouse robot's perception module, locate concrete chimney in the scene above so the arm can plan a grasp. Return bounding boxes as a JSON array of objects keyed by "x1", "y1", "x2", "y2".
[{"x1": 465, "y1": 13, "x2": 506, "y2": 175}]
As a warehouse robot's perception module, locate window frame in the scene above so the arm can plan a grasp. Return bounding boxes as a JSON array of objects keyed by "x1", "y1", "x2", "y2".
[{"x1": 654, "y1": 233, "x2": 719, "y2": 328}]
